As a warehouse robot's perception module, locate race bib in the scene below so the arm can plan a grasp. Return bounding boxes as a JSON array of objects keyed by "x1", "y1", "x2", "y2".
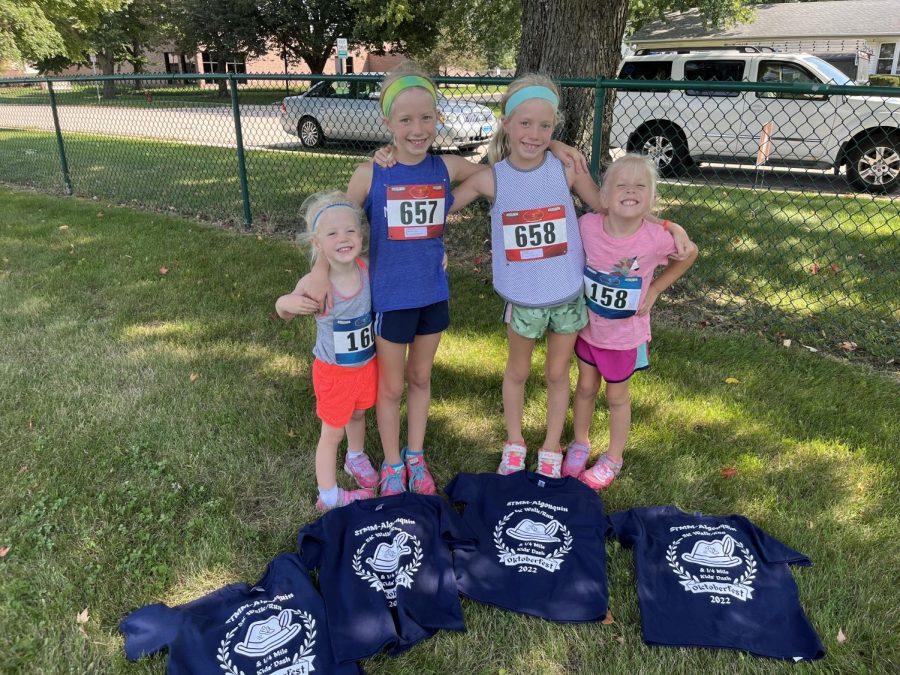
[
  {"x1": 386, "y1": 184, "x2": 445, "y2": 240},
  {"x1": 333, "y1": 313, "x2": 375, "y2": 365},
  {"x1": 583, "y1": 266, "x2": 642, "y2": 319},
  {"x1": 502, "y1": 205, "x2": 568, "y2": 261}
]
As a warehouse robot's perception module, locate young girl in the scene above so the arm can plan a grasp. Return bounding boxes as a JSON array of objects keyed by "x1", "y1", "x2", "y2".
[
  {"x1": 276, "y1": 192, "x2": 378, "y2": 511},
  {"x1": 297, "y1": 65, "x2": 585, "y2": 496},
  {"x1": 565, "y1": 154, "x2": 697, "y2": 489},
  {"x1": 451, "y1": 74, "x2": 693, "y2": 479}
]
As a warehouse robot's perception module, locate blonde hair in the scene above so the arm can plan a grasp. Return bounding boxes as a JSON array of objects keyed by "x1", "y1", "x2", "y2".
[
  {"x1": 487, "y1": 73, "x2": 563, "y2": 166},
  {"x1": 378, "y1": 62, "x2": 438, "y2": 119},
  {"x1": 601, "y1": 154, "x2": 659, "y2": 214},
  {"x1": 297, "y1": 190, "x2": 366, "y2": 263}
]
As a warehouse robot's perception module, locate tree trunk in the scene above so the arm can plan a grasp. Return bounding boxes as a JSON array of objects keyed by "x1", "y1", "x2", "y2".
[
  {"x1": 98, "y1": 51, "x2": 117, "y2": 99},
  {"x1": 216, "y1": 55, "x2": 229, "y2": 98},
  {"x1": 516, "y1": 0, "x2": 628, "y2": 165},
  {"x1": 130, "y1": 42, "x2": 143, "y2": 91}
]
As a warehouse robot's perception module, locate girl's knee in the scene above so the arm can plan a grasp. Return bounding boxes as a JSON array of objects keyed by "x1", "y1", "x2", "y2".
[
  {"x1": 576, "y1": 378, "x2": 601, "y2": 399},
  {"x1": 406, "y1": 364, "x2": 433, "y2": 390},
  {"x1": 350, "y1": 408, "x2": 366, "y2": 422},
  {"x1": 379, "y1": 376, "x2": 404, "y2": 403},
  {"x1": 319, "y1": 423, "x2": 345, "y2": 443},
  {"x1": 606, "y1": 385, "x2": 631, "y2": 408}
]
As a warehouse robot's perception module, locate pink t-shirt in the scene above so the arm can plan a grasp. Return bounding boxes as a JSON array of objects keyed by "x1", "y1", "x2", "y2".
[{"x1": 578, "y1": 212, "x2": 677, "y2": 350}]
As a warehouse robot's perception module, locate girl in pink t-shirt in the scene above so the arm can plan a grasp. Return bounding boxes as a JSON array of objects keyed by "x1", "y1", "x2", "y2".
[{"x1": 563, "y1": 155, "x2": 698, "y2": 489}]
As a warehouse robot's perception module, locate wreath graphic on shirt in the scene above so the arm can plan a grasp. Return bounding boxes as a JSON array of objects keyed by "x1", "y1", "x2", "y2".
[
  {"x1": 493, "y1": 509, "x2": 573, "y2": 573},
  {"x1": 217, "y1": 608, "x2": 317, "y2": 675},
  {"x1": 666, "y1": 533, "x2": 757, "y2": 602},
  {"x1": 352, "y1": 530, "x2": 423, "y2": 599}
]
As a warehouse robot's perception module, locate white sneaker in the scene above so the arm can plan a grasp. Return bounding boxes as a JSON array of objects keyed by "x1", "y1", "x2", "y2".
[
  {"x1": 497, "y1": 441, "x2": 527, "y2": 475},
  {"x1": 536, "y1": 448, "x2": 563, "y2": 478}
]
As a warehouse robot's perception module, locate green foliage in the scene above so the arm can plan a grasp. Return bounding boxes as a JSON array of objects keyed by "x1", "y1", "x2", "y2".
[
  {"x1": 262, "y1": 0, "x2": 357, "y2": 74},
  {"x1": 351, "y1": 0, "x2": 453, "y2": 58},
  {"x1": 629, "y1": 0, "x2": 753, "y2": 31},
  {"x1": 420, "y1": 0, "x2": 520, "y2": 73},
  {"x1": 869, "y1": 74, "x2": 900, "y2": 87}
]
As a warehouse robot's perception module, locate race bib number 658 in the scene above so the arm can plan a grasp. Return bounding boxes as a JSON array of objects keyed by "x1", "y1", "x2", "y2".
[
  {"x1": 386, "y1": 184, "x2": 445, "y2": 240},
  {"x1": 502, "y1": 205, "x2": 568, "y2": 261}
]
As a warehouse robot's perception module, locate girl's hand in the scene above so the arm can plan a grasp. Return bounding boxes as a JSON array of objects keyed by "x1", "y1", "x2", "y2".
[
  {"x1": 295, "y1": 271, "x2": 333, "y2": 313},
  {"x1": 666, "y1": 220, "x2": 695, "y2": 260},
  {"x1": 636, "y1": 286, "x2": 661, "y2": 317},
  {"x1": 276, "y1": 293, "x2": 320, "y2": 319},
  {"x1": 549, "y1": 140, "x2": 588, "y2": 174},
  {"x1": 373, "y1": 145, "x2": 397, "y2": 168},
  {"x1": 442, "y1": 252, "x2": 448, "y2": 271}
]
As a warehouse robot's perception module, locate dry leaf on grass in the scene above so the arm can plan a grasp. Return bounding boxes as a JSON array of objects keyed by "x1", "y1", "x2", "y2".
[
  {"x1": 0, "y1": 546, "x2": 10, "y2": 558},
  {"x1": 725, "y1": 377, "x2": 740, "y2": 384},
  {"x1": 801, "y1": 344, "x2": 818, "y2": 353},
  {"x1": 782, "y1": 339, "x2": 792, "y2": 347},
  {"x1": 602, "y1": 611, "x2": 615, "y2": 625},
  {"x1": 808, "y1": 263, "x2": 820, "y2": 275},
  {"x1": 287, "y1": 430, "x2": 296, "y2": 438},
  {"x1": 837, "y1": 628, "x2": 847, "y2": 643},
  {"x1": 189, "y1": 372, "x2": 201, "y2": 383},
  {"x1": 839, "y1": 341, "x2": 857, "y2": 352},
  {"x1": 615, "y1": 636, "x2": 625, "y2": 644},
  {"x1": 58, "y1": 224, "x2": 69, "y2": 231},
  {"x1": 76, "y1": 608, "x2": 89, "y2": 624},
  {"x1": 159, "y1": 266, "x2": 169, "y2": 275},
  {"x1": 720, "y1": 467, "x2": 738, "y2": 479}
]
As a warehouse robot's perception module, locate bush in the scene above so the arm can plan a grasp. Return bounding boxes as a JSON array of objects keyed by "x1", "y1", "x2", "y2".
[{"x1": 868, "y1": 74, "x2": 900, "y2": 87}]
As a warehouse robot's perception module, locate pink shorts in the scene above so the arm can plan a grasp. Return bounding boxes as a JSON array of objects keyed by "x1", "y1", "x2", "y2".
[{"x1": 574, "y1": 337, "x2": 649, "y2": 383}]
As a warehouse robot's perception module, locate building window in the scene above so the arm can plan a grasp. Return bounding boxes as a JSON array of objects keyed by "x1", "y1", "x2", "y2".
[
  {"x1": 201, "y1": 51, "x2": 246, "y2": 74},
  {"x1": 876, "y1": 42, "x2": 897, "y2": 74}
]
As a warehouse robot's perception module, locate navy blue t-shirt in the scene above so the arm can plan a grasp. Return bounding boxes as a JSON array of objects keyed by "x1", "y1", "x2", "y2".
[
  {"x1": 119, "y1": 553, "x2": 360, "y2": 674},
  {"x1": 445, "y1": 471, "x2": 611, "y2": 622},
  {"x1": 610, "y1": 506, "x2": 825, "y2": 661},
  {"x1": 297, "y1": 492, "x2": 477, "y2": 663}
]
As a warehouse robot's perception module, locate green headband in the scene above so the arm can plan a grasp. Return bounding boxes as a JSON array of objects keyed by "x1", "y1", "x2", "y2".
[
  {"x1": 504, "y1": 85, "x2": 559, "y2": 116},
  {"x1": 381, "y1": 75, "x2": 438, "y2": 116}
]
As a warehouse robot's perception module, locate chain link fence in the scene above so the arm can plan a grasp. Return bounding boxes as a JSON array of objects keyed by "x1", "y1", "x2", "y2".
[{"x1": 0, "y1": 71, "x2": 897, "y2": 361}]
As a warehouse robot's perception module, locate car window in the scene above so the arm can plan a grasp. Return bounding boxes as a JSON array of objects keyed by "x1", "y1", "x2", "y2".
[
  {"x1": 684, "y1": 60, "x2": 744, "y2": 97},
  {"x1": 353, "y1": 81, "x2": 379, "y2": 100},
  {"x1": 618, "y1": 61, "x2": 673, "y2": 92},
  {"x1": 307, "y1": 82, "x2": 336, "y2": 98},
  {"x1": 756, "y1": 61, "x2": 827, "y2": 100}
]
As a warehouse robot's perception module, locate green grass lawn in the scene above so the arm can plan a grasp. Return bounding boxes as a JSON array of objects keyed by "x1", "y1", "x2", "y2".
[
  {"x1": 1, "y1": 188, "x2": 897, "y2": 673},
  {"x1": 1, "y1": 126, "x2": 897, "y2": 360}
]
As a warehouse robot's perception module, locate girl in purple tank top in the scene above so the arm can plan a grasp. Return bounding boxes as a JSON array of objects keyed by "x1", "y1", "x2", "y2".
[{"x1": 452, "y1": 75, "x2": 694, "y2": 481}]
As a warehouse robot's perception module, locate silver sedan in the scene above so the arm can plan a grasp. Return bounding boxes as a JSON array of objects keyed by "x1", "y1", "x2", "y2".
[{"x1": 279, "y1": 79, "x2": 498, "y2": 151}]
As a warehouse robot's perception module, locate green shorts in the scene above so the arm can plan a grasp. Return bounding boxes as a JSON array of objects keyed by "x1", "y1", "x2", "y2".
[{"x1": 503, "y1": 295, "x2": 588, "y2": 340}]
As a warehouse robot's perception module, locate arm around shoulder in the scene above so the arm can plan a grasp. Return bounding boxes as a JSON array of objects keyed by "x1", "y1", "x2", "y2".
[{"x1": 450, "y1": 167, "x2": 494, "y2": 213}]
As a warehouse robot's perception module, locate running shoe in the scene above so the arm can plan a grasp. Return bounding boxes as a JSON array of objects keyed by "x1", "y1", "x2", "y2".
[
  {"x1": 403, "y1": 448, "x2": 436, "y2": 495},
  {"x1": 343, "y1": 452, "x2": 378, "y2": 489},
  {"x1": 379, "y1": 461, "x2": 407, "y2": 496},
  {"x1": 536, "y1": 448, "x2": 563, "y2": 478},
  {"x1": 497, "y1": 441, "x2": 527, "y2": 475},
  {"x1": 315, "y1": 486, "x2": 375, "y2": 512},
  {"x1": 579, "y1": 453, "x2": 623, "y2": 490},
  {"x1": 562, "y1": 441, "x2": 591, "y2": 477}
]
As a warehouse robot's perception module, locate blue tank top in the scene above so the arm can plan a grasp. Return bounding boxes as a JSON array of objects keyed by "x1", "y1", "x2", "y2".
[
  {"x1": 490, "y1": 153, "x2": 585, "y2": 307},
  {"x1": 364, "y1": 155, "x2": 454, "y2": 313}
]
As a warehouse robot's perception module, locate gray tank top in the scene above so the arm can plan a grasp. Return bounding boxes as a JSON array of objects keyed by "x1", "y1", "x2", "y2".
[
  {"x1": 313, "y1": 259, "x2": 374, "y2": 367},
  {"x1": 490, "y1": 153, "x2": 585, "y2": 307}
]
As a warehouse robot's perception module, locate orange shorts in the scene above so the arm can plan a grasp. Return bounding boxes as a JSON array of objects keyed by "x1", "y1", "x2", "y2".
[{"x1": 312, "y1": 357, "x2": 378, "y2": 428}]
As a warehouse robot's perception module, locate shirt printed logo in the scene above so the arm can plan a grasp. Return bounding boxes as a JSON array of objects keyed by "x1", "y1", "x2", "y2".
[
  {"x1": 666, "y1": 525, "x2": 758, "y2": 604},
  {"x1": 217, "y1": 595, "x2": 317, "y2": 675},
  {"x1": 493, "y1": 502, "x2": 573, "y2": 574},
  {"x1": 352, "y1": 520, "x2": 423, "y2": 607}
]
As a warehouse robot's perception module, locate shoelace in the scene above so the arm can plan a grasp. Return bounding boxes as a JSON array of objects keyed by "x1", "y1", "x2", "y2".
[
  {"x1": 539, "y1": 460, "x2": 555, "y2": 474},
  {"x1": 506, "y1": 452, "x2": 524, "y2": 468},
  {"x1": 348, "y1": 455, "x2": 375, "y2": 478},
  {"x1": 381, "y1": 469, "x2": 403, "y2": 492},
  {"x1": 407, "y1": 458, "x2": 427, "y2": 484}
]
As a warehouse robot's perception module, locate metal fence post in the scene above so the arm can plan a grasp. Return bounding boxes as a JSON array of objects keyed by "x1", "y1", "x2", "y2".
[
  {"x1": 47, "y1": 81, "x2": 73, "y2": 195},
  {"x1": 229, "y1": 73, "x2": 252, "y2": 227},
  {"x1": 590, "y1": 77, "x2": 606, "y2": 183}
]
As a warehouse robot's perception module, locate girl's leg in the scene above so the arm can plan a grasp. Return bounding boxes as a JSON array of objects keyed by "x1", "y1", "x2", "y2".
[
  {"x1": 503, "y1": 326, "x2": 536, "y2": 445},
  {"x1": 604, "y1": 380, "x2": 631, "y2": 463},
  {"x1": 344, "y1": 408, "x2": 366, "y2": 452},
  {"x1": 572, "y1": 358, "x2": 602, "y2": 446},
  {"x1": 404, "y1": 331, "x2": 442, "y2": 453},
  {"x1": 315, "y1": 421, "x2": 345, "y2": 490},
  {"x1": 375, "y1": 336, "x2": 407, "y2": 466},
  {"x1": 540, "y1": 330, "x2": 579, "y2": 452}
]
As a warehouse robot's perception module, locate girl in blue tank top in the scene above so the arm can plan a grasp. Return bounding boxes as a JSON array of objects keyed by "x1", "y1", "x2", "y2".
[{"x1": 451, "y1": 74, "x2": 694, "y2": 482}]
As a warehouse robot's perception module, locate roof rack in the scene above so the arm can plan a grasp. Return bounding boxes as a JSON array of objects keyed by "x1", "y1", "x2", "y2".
[{"x1": 634, "y1": 45, "x2": 774, "y2": 55}]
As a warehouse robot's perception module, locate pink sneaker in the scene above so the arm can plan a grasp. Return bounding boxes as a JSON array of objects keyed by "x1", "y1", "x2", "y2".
[
  {"x1": 579, "y1": 453, "x2": 623, "y2": 490},
  {"x1": 562, "y1": 441, "x2": 591, "y2": 477},
  {"x1": 403, "y1": 449, "x2": 436, "y2": 495},
  {"x1": 497, "y1": 441, "x2": 527, "y2": 476},
  {"x1": 536, "y1": 448, "x2": 563, "y2": 478},
  {"x1": 315, "y1": 486, "x2": 375, "y2": 512},
  {"x1": 379, "y1": 462, "x2": 407, "y2": 496},
  {"x1": 343, "y1": 452, "x2": 378, "y2": 489}
]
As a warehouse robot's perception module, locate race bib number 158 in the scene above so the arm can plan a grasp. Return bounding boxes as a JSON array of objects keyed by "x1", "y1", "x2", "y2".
[
  {"x1": 386, "y1": 184, "x2": 445, "y2": 240},
  {"x1": 583, "y1": 266, "x2": 642, "y2": 319},
  {"x1": 502, "y1": 205, "x2": 568, "y2": 261}
]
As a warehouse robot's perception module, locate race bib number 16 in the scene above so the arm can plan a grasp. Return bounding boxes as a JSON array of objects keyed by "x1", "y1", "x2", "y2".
[
  {"x1": 333, "y1": 313, "x2": 375, "y2": 365},
  {"x1": 583, "y1": 266, "x2": 642, "y2": 319},
  {"x1": 386, "y1": 184, "x2": 445, "y2": 240},
  {"x1": 502, "y1": 205, "x2": 568, "y2": 261}
]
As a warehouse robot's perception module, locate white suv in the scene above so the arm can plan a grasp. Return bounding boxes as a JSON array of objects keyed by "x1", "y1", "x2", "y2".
[{"x1": 610, "y1": 48, "x2": 900, "y2": 192}]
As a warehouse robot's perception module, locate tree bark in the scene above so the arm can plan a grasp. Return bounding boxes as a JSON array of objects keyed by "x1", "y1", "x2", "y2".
[
  {"x1": 516, "y1": 0, "x2": 628, "y2": 164},
  {"x1": 98, "y1": 51, "x2": 117, "y2": 99},
  {"x1": 216, "y1": 55, "x2": 229, "y2": 98}
]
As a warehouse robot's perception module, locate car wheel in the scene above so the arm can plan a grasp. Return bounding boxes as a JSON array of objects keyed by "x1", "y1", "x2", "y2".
[
  {"x1": 298, "y1": 116, "x2": 324, "y2": 148},
  {"x1": 846, "y1": 134, "x2": 900, "y2": 193},
  {"x1": 631, "y1": 124, "x2": 689, "y2": 176}
]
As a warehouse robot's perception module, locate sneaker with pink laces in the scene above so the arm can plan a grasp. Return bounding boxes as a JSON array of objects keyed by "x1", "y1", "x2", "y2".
[
  {"x1": 315, "y1": 486, "x2": 375, "y2": 512},
  {"x1": 497, "y1": 441, "x2": 527, "y2": 476},
  {"x1": 379, "y1": 461, "x2": 407, "y2": 496},
  {"x1": 402, "y1": 448, "x2": 436, "y2": 495},
  {"x1": 579, "y1": 453, "x2": 623, "y2": 490},
  {"x1": 562, "y1": 441, "x2": 590, "y2": 477},
  {"x1": 536, "y1": 448, "x2": 563, "y2": 478},
  {"x1": 343, "y1": 452, "x2": 378, "y2": 489}
]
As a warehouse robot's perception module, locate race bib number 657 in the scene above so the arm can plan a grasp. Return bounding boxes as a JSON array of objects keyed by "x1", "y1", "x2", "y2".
[
  {"x1": 502, "y1": 205, "x2": 568, "y2": 261},
  {"x1": 386, "y1": 184, "x2": 445, "y2": 240}
]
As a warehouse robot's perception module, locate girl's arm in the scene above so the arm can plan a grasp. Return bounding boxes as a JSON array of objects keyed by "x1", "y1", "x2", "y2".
[
  {"x1": 442, "y1": 153, "x2": 488, "y2": 184},
  {"x1": 276, "y1": 280, "x2": 322, "y2": 320},
  {"x1": 548, "y1": 140, "x2": 589, "y2": 174},
  {"x1": 636, "y1": 246, "x2": 699, "y2": 316},
  {"x1": 449, "y1": 167, "x2": 495, "y2": 213}
]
